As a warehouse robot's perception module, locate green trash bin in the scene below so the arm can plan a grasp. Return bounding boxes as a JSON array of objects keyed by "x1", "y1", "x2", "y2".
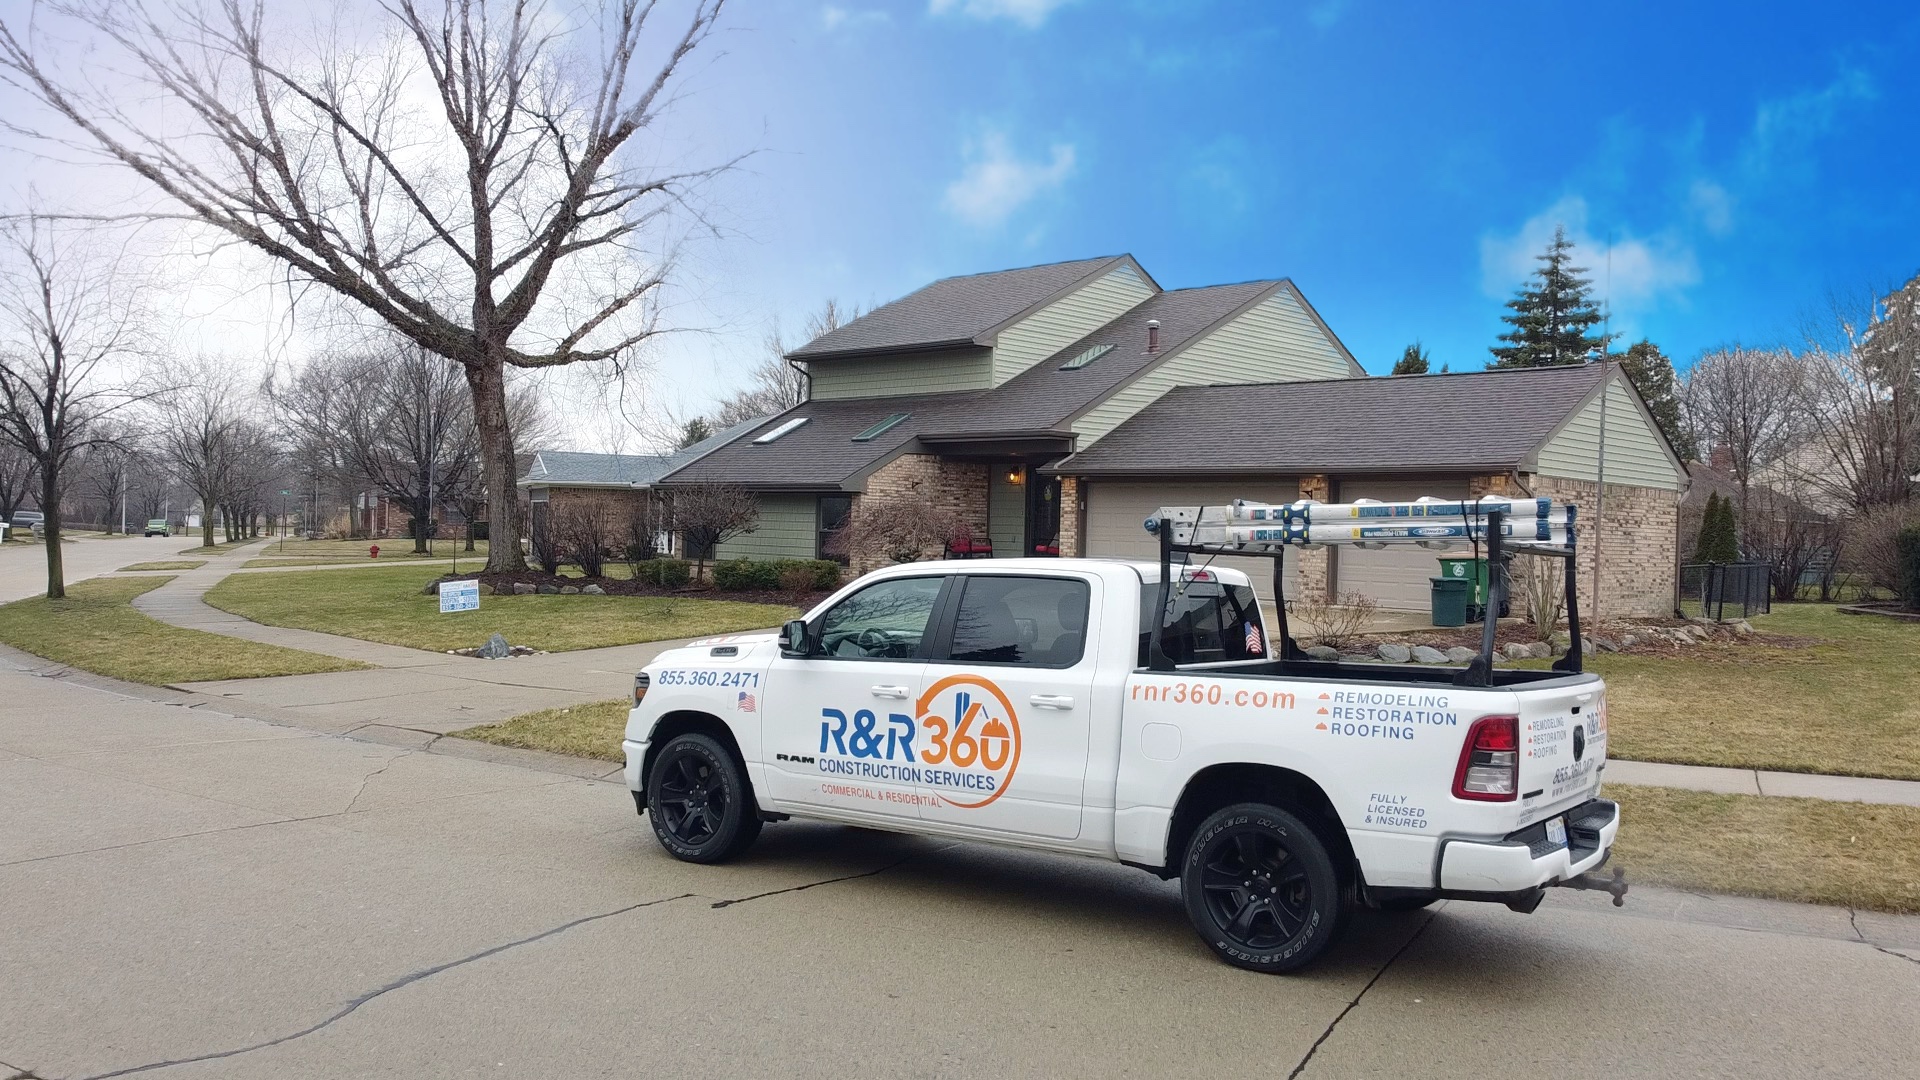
[
  {"x1": 1435, "y1": 556, "x2": 1489, "y2": 606},
  {"x1": 1429, "y1": 576, "x2": 1471, "y2": 628}
]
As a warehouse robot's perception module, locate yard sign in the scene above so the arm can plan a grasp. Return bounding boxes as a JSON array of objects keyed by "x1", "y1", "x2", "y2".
[{"x1": 439, "y1": 579, "x2": 480, "y2": 614}]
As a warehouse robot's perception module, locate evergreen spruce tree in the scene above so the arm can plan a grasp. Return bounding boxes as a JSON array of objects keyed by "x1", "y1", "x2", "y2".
[
  {"x1": 1490, "y1": 226, "x2": 1613, "y2": 367},
  {"x1": 1614, "y1": 339, "x2": 1698, "y2": 460},
  {"x1": 1390, "y1": 343, "x2": 1430, "y2": 375},
  {"x1": 1692, "y1": 492, "x2": 1739, "y2": 564}
]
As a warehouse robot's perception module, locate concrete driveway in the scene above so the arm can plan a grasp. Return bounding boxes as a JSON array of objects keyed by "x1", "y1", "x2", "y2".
[{"x1": 3, "y1": 659, "x2": 1916, "y2": 1080}]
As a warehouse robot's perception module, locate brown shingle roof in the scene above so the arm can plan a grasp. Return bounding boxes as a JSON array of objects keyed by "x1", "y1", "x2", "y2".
[{"x1": 1051, "y1": 364, "x2": 1611, "y2": 476}]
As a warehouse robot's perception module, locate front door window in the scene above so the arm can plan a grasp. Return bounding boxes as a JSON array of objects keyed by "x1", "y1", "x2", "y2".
[{"x1": 1027, "y1": 475, "x2": 1062, "y2": 556}]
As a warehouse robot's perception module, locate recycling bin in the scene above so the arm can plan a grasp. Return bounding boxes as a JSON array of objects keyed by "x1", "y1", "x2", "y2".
[{"x1": 1429, "y1": 576, "x2": 1471, "y2": 628}]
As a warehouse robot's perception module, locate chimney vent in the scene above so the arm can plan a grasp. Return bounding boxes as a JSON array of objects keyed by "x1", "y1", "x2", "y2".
[{"x1": 1146, "y1": 319, "x2": 1160, "y2": 352}]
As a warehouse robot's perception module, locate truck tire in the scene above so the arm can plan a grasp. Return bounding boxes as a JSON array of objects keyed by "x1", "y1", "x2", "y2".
[
  {"x1": 1180, "y1": 802, "x2": 1344, "y2": 974},
  {"x1": 645, "y1": 733, "x2": 762, "y2": 863}
]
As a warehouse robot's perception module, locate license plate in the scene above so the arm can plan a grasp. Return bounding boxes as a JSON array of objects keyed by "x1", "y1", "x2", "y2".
[{"x1": 1545, "y1": 817, "x2": 1568, "y2": 846}]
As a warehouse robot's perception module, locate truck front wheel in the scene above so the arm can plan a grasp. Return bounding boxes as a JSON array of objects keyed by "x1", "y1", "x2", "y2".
[
  {"x1": 645, "y1": 733, "x2": 762, "y2": 863},
  {"x1": 1180, "y1": 802, "x2": 1343, "y2": 973}
]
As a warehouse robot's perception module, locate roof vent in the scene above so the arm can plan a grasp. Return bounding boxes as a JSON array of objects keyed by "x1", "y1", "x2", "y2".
[{"x1": 1147, "y1": 319, "x2": 1160, "y2": 352}]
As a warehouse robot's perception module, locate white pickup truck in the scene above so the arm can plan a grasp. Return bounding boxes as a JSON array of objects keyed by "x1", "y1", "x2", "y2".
[{"x1": 624, "y1": 526, "x2": 1622, "y2": 973}]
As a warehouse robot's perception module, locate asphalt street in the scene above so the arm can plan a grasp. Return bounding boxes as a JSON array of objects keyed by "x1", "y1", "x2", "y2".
[
  {"x1": 0, "y1": 533, "x2": 189, "y2": 603},
  {"x1": 4, "y1": 654, "x2": 1918, "y2": 1080}
]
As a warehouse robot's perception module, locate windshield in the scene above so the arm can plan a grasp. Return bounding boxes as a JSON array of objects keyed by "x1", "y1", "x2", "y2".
[{"x1": 1139, "y1": 580, "x2": 1266, "y2": 667}]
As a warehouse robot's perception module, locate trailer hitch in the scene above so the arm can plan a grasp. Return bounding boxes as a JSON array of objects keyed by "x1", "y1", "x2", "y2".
[{"x1": 1554, "y1": 865, "x2": 1629, "y2": 907}]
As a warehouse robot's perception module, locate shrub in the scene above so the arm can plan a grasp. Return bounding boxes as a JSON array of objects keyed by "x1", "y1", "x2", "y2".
[
  {"x1": 777, "y1": 564, "x2": 820, "y2": 597},
  {"x1": 776, "y1": 559, "x2": 841, "y2": 591},
  {"x1": 1898, "y1": 526, "x2": 1920, "y2": 611},
  {"x1": 1287, "y1": 591, "x2": 1378, "y2": 650},
  {"x1": 1842, "y1": 501, "x2": 1920, "y2": 600},
  {"x1": 713, "y1": 558, "x2": 839, "y2": 592},
  {"x1": 633, "y1": 558, "x2": 690, "y2": 587},
  {"x1": 824, "y1": 497, "x2": 965, "y2": 564}
]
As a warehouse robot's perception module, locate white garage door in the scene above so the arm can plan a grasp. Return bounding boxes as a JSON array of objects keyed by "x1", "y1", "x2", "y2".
[
  {"x1": 1333, "y1": 477, "x2": 1477, "y2": 611},
  {"x1": 1083, "y1": 480, "x2": 1301, "y2": 604}
]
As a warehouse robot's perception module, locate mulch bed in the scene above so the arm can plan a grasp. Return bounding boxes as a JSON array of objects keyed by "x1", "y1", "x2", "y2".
[
  {"x1": 1359, "y1": 617, "x2": 1820, "y2": 660},
  {"x1": 434, "y1": 569, "x2": 830, "y2": 610}
]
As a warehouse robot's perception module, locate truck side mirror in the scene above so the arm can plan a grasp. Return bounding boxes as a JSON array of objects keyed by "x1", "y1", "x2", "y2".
[{"x1": 780, "y1": 619, "x2": 813, "y2": 657}]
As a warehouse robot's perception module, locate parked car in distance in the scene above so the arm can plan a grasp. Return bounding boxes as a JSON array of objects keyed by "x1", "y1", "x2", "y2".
[
  {"x1": 143, "y1": 519, "x2": 171, "y2": 537},
  {"x1": 11, "y1": 510, "x2": 43, "y2": 531}
]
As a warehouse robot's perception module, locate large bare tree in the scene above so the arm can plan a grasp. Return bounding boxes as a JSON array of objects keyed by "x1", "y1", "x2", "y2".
[
  {"x1": 0, "y1": 0, "x2": 732, "y2": 572},
  {"x1": 711, "y1": 299, "x2": 859, "y2": 427},
  {"x1": 154, "y1": 359, "x2": 247, "y2": 548},
  {"x1": 0, "y1": 218, "x2": 147, "y2": 596},
  {"x1": 1683, "y1": 345, "x2": 1804, "y2": 532},
  {"x1": 1795, "y1": 276, "x2": 1920, "y2": 510}
]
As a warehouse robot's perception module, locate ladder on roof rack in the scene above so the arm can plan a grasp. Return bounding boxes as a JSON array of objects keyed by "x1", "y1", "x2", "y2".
[{"x1": 1142, "y1": 496, "x2": 1583, "y2": 688}]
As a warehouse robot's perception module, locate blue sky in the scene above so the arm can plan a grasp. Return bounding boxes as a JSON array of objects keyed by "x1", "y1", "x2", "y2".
[{"x1": 655, "y1": 0, "x2": 1919, "y2": 413}]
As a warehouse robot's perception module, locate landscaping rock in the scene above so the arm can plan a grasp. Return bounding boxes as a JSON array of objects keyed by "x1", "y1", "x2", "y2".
[
  {"x1": 1619, "y1": 632, "x2": 1640, "y2": 647},
  {"x1": 512, "y1": 582, "x2": 537, "y2": 595},
  {"x1": 479, "y1": 583, "x2": 494, "y2": 596},
  {"x1": 420, "y1": 580, "x2": 441, "y2": 596},
  {"x1": 1410, "y1": 645, "x2": 1448, "y2": 664},
  {"x1": 559, "y1": 585, "x2": 581, "y2": 595},
  {"x1": 1731, "y1": 620, "x2": 1753, "y2": 636},
  {"x1": 1304, "y1": 645, "x2": 1340, "y2": 661},
  {"x1": 1527, "y1": 641, "x2": 1553, "y2": 659},
  {"x1": 1445, "y1": 646, "x2": 1478, "y2": 663},
  {"x1": 1590, "y1": 635, "x2": 1618, "y2": 652},
  {"x1": 536, "y1": 584, "x2": 559, "y2": 595},
  {"x1": 476, "y1": 632, "x2": 512, "y2": 660},
  {"x1": 582, "y1": 584, "x2": 606, "y2": 596},
  {"x1": 1503, "y1": 642, "x2": 1531, "y2": 661},
  {"x1": 1377, "y1": 643, "x2": 1412, "y2": 664}
]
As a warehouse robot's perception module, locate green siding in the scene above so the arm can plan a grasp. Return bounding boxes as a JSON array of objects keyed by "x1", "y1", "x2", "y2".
[
  {"x1": 809, "y1": 347, "x2": 992, "y2": 401},
  {"x1": 1072, "y1": 288, "x2": 1354, "y2": 445},
  {"x1": 991, "y1": 265, "x2": 1155, "y2": 384},
  {"x1": 1534, "y1": 376, "x2": 1683, "y2": 490},
  {"x1": 988, "y1": 469, "x2": 1027, "y2": 556},
  {"x1": 713, "y1": 494, "x2": 819, "y2": 560}
]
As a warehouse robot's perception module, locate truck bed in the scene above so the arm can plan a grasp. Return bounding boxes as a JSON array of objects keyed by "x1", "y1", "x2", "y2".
[{"x1": 1168, "y1": 658, "x2": 1599, "y2": 690}]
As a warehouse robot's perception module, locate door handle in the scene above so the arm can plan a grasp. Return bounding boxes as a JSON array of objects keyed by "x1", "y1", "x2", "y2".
[
  {"x1": 870, "y1": 685, "x2": 910, "y2": 699},
  {"x1": 1029, "y1": 694, "x2": 1075, "y2": 710}
]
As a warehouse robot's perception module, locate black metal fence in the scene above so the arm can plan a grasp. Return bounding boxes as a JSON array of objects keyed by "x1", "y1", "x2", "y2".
[{"x1": 1678, "y1": 562, "x2": 1771, "y2": 621}]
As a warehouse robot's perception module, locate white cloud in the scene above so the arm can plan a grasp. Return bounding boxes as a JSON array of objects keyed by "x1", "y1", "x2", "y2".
[
  {"x1": 928, "y1": 0, "x2": 1076, "y2": 29},
  {"x1": 1743, "y1": 68, "x2": 1874, "y2": 177},
  {"x1": 942, "y1": 131, "x2": 1076, "y2": 227},
  {"x1": 821, "y1": 6, "x2": 889, "y2": 31},
  {"x1": 1306, "y1": 0, "x2": 1351, "y2": 29},
  {"x1": 1687, "y1": 179, "x2": 1734, "y2": 236},
  {"x1": 1480, "y1": 196, "x2": 1699, "y2": 325}
]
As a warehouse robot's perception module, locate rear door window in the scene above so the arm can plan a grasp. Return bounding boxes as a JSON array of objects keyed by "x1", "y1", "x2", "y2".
[
  {"x1": 1139, "y1": 581, "x2": 1265, "y2": 666},
  {"x1": 944, "y1": 576, "x2": 1091, "y2": 668}
]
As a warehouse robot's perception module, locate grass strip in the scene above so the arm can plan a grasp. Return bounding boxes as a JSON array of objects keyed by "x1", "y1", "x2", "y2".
[
  {"x1": 0, "y1": 577, "x2": 370, "y2": 684},
  {"x1": 451, "y1": 699, "x2": 630, "y2": 761},
  {"x1": 1608, "y1": 783, "x2": 1920, "y2": 914},
  {"x1": 118, "y1": 560, "x2": 208, "y2": 572},
  {"x1": 204, "y1": 563, "x2": 794, "y2": 653}
]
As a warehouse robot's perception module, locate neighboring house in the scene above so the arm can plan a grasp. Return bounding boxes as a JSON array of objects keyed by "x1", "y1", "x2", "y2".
[
  {"x1": 517, "y1": 420, "x2": 762, "y2": 556},
  {"x1": 652, "y1": 254, "x2": 1687, "y2": 617}
]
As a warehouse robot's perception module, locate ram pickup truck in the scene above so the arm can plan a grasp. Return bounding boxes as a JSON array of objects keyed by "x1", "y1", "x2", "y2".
[{"x1": 624, "y1": 557, "x2": 1618, "y2": 972}]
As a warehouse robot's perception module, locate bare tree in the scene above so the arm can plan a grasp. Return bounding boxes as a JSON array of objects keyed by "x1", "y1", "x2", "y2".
[
  {"x1": 672, "y1": 482, "x2": 758, "y2": 579},
  {"x1": 713, "y1": 299, "x2": 858, "y2": 427},
  {"x1": 0, "y1": 444, "x2": 38, "y2": 529},
  {"x1": 1684, "y1": 346, "x2": 1804, "y2": 537},
  {"x1": 0, "y1": 219, "x2": 147, "y2": 596},
  {"x1": 1, "y1": 0, "x2": 735, "y2": 573},
  {"x1": 1795, "y1": 276, "x2": 1920, "y2": 510},
  {"x1": 76, "y1": 435, "x2": 132, "y2": 533},
  {"x1": 824, "y1": 496, "x2": 963, "y2": 566},
  {"x1": 155, "y1": 361, "x2": 246, "y2": 548},
  {"x1": 341, "y1": 347, "x2": 475, "y2": 553}
]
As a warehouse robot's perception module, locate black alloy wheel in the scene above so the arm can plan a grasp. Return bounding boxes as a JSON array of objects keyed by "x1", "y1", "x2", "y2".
[
  {"x1": 1181, "y1": 802, "x2": 1343, "y2": 973},
  {"x1": 645, "y1": 733, "x2": 761, "y2": 863}
]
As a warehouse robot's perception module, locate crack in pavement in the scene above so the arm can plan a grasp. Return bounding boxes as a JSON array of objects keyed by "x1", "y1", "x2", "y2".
[
  {"x1": 75, "y1": 892, "x2": 700, "y2": 1079},
  {"x1": 1847, "y1": 907, "x2": 1918, "y2": 968},
  {"x1": 709, "y1": 848, "x2": 947, "y2": 909},
  {"x1": 340, "y1": 748, "x2": 415, "y2": 815},
  {"x1": 1286, "y1": 909, "x2": 1439, "y2": 1080}
]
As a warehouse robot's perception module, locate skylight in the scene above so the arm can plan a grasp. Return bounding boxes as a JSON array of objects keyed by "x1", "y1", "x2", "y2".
[
  {"x1": 1061, "y1": 343, "x2": 1115, "y2": 370},
  {"x1": 752, "y1": 417, "x2": 809, "y2": 444},
  {"x1": 851, "y1": 413, "x2": 910, "y2": 442}
]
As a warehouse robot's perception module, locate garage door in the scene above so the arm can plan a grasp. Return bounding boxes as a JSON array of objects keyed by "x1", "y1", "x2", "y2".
[
  {"x1": 1083, "y1": 480, "x2": 1301, "y2": 603},
  {"x1": 1333, "y1": 477, "x2": 1477, "y2": 611}
]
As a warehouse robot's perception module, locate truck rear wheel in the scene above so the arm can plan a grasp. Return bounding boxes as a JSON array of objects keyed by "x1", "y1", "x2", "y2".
[
  {"x1": 646, "y1": 733, "x2": 761, "y2": 863},
  {"x1": 1180, "y1": 802, "x2": 1343, "y2": 973}
]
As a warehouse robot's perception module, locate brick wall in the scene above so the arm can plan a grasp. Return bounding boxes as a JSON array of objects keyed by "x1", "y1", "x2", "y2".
[
  {"x1": 1528, "y1": 474, "x2": 1678, "y2": 620},
  {"x1": 1059, "y1": 476, "x2": 1082, "y2": 557},
  {"x1": 1295, "y1": 474, "x2": 1331, "y2": 601},
  {"x1": 545, "y1": 487, "x2": 660, "y2": 552},
  {"x1": 850, "y1": 454, "x2": 991, "y2": 573}
]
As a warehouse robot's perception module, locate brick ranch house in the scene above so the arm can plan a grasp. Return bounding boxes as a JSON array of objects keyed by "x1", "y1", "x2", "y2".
[{"x1": 535, "y1": 255, "x2": 1689, "y2": 616}]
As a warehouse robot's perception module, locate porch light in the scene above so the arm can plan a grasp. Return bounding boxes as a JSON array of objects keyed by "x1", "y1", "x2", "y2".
[{"x1": 1007, "y1": 467, "x2": 1024, "y2": 485}]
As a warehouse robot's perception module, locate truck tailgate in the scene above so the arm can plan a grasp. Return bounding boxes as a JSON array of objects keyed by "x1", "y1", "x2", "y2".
[{"x1": 1515, "y1": 681, "x2": 1607, "y2": 818}]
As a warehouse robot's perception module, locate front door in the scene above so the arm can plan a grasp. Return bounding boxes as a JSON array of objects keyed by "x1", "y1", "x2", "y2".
[
  {"x1": 759, "y1": 575, "x2": 948, "y2": 819},
  {"x1": 915, "y1": 572, "x2": 1098, "y2": 841}
]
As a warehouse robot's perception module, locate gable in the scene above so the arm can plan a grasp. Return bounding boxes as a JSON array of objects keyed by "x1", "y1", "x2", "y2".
[
  {"x1": 1070, "y1": 285, "x2": 1358, "y2": 445},
  {"x1": 809, "y1": 346, "x2": 993, "y2": 401},
  {"x1": 1532, "y1": 375, "x2": 1685, "y2": 490},
  {"x1": 990, "y1": 264, "x2": 1156, "y2": 384}
]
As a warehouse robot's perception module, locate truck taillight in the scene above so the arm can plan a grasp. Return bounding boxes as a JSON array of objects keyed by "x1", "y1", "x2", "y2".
[
  {"x1": 1453, "y1": 715, "x2": 1519, "y2": 801},
  {"x1": 633, "y1": 673, "x2": 650, "y2": 707}
]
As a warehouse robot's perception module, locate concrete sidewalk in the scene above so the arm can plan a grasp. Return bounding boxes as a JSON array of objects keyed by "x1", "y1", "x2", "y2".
[{"x1": 1604, "y1": 759, "x2": 1920, "y2": 808}]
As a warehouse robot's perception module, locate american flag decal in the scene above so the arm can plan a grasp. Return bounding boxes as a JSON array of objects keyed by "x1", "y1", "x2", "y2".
[
  {"x1": 1245, "y1": 623, "x2": 1264, "y2": 656},
  {"x1": 737, "y1": 691, "x2": 756, "y2": 713}
]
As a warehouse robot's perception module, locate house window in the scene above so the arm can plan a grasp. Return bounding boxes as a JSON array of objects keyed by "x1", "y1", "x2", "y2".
[
  {"x1": 818, "y1": 494, "x2": 852, "y2": 564},
  {"x1": 753, "y1": 417, "x2": 809, "y2": 444},
  {"x1": 851, "y1": 413, "x2": 909, "y2": 442}
]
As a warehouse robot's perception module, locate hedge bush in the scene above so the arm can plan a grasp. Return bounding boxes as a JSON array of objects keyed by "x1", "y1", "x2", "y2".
[
  {"x1": 633, "y1": 558, "x2": 691, "y2": 587},
  {"x1": 1897, "y1": 526, "x2": 1920, "y2": 611},
  {"x1": 713, "y1": 558, "x2": 840, "y2": 592}
]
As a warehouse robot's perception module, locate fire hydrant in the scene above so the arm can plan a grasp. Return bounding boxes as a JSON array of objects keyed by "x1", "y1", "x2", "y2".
[{"x1": 369, "y1": 544, "x2": 380, "y2": 559}]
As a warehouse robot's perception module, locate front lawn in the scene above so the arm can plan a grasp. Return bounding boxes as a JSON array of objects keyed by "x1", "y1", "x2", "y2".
[
  {"x1": 451, "y1": 699, "x2": 629, "y2": 760},
  {"x1": 177, "y1": 538, "x2": 260, "y2": 555},
  {"x1": 0, "y1": 577, "x2": 370, "y2": 684},
  {"x1": 255, "y1": 538, "x2": 492, "y2": 561},
  {"x1": 1608, "y1": 784, "x2": 1920, "y2": 914},
  {"x1": 119, "y1": 560, "x2": 208, "y2": 572},
  {"x1": 203, "y1": 564, "x2": 795, "y2": 653},
  {"x1": 1595, "y1": 605, "x2": 1920, "y2": 780}
]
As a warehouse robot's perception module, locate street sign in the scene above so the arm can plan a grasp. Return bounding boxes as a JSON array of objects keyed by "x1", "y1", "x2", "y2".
[{"x1": 439, "y1": 579, "x2": 480, "y2": 614}]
